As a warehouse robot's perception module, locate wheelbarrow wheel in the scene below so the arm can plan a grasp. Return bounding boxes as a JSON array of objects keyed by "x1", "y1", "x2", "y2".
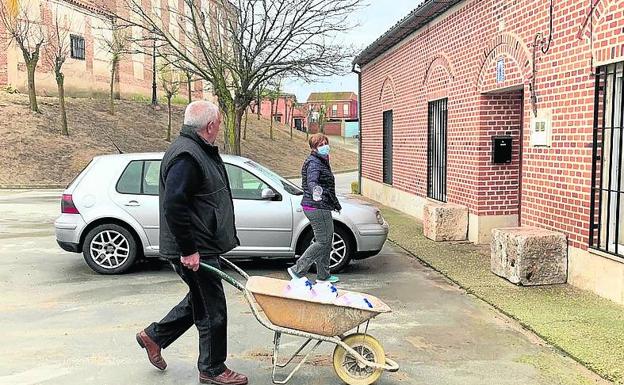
[{"x1": 333, "y1": 334, "x2": 385, "y2": 385}]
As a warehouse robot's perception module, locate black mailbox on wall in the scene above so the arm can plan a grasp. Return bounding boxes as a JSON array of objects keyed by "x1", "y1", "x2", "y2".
[{"x1": 492, "y1": 136, "x2": 512, "y2": 164}]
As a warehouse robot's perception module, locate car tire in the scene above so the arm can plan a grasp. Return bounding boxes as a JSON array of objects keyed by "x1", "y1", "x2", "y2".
[
  {"x1": 82, "y1": 224, "x2": 138, "y2": 274},
  {"x1": 297, "y1": 225, "x2": 353, "y2": 273}
]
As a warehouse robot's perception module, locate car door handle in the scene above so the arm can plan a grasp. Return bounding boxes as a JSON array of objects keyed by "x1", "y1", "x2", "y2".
[{"x1": 125, "y1": 200, "x2": 140, "y2": 207}]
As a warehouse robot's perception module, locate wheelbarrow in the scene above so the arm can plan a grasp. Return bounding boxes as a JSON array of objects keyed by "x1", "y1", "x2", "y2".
[{"x1": 201, "y1": 258, "x2": 399, "y2": 385}]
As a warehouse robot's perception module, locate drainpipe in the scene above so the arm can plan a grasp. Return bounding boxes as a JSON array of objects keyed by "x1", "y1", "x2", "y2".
[{"x1": 352, "y1": 63, "x2": 362, "y2": 194}]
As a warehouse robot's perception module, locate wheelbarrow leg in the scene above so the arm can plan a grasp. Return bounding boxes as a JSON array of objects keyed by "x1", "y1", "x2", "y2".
[{"x1": 271, "y1": 331, "x2": 323, "y2": 384}]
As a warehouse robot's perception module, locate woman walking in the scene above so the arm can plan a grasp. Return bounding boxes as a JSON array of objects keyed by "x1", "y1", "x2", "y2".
[{"x1": 288, "y1": 133, "x2": 342, "y2": 284}]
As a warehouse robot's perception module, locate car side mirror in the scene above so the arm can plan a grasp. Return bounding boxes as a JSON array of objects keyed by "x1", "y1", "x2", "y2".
[{"x1": 261, "y1": 188, "x2": 277, "y2": 200}]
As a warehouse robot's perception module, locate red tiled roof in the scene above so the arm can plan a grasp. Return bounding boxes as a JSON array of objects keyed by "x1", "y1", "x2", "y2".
[{"x1": 307, "y1": 92, "x2": 357, "y2": 102}]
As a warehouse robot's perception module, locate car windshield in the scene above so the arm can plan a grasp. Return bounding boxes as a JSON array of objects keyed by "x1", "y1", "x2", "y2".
[{"x1": 244, "y1": 161, "x2": 303, "y2": 195}]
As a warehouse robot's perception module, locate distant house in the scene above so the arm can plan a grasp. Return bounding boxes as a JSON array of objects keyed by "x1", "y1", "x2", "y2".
[
  {"x1": 306, "y1": 91, "x2": 359, "y2": 136},
  {"x1": 255, "y1": 93, "x2": 296, "y2": 123},
  {"x1": 0, "y1": 0, "x2": 225, "y2": 100},
  {"x1": 252, "y1": 93, "x2": 309, "y2": 132}
]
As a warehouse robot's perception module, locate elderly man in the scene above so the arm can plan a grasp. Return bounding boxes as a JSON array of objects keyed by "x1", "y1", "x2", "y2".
[{"x1": 135, "y1": 101, "x2": 248, "y2": 385}]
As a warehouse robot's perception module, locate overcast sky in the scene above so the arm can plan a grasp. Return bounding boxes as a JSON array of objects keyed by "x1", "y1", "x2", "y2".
[{"x1": 283, "y1": 0, "x2": 421, "y2": 102}]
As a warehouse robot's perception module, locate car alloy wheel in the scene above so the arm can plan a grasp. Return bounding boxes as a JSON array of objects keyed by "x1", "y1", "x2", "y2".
[
  {"x1": 82, "y1": 223, "x2": 138, "y2": 274},
  {"x1": 309, "y1": 232, "x2": 347, "y2": 270},
  {"x1": 303, "y1": 227, "x2": 352, "y2": 272},
  {"x1": 89, "y1": 230, "x2": 130, "y2": 269},
  {"x1": 329, "y1": 233, "x2": 347, "y2": 270}
]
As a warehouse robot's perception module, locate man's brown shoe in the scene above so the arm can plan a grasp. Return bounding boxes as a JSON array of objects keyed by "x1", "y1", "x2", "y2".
[
  {"x1": 199, "y1": 368, "x2": 248, "y2": 385},
  {"x1": 136, "y1": 330, "x2": 167, "y2": 370}
]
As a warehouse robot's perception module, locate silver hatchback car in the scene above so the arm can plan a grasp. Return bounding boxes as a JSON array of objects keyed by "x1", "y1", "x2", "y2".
[{"x1": 54, "y1": 153, "x2": 388, "y2": 274}]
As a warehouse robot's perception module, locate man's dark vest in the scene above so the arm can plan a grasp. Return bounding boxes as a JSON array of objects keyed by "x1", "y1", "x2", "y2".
[{"x1": 159, "y1": 125, "x2": 239, "y2": 258}]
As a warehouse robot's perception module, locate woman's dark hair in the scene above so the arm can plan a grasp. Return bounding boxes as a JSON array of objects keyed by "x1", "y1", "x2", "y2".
[{"x1": 308, "y1": 133, "x2": 329, "y2": 149}]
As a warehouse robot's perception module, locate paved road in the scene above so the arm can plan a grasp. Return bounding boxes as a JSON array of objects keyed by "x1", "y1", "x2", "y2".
[{"x1": 0, "y1": 190, "x2": 605, "y2": 385}]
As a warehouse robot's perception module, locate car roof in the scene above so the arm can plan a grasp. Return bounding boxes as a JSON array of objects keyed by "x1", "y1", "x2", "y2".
[{"x1": 94, "y1": 152, "x2": 251, "y2": 165}]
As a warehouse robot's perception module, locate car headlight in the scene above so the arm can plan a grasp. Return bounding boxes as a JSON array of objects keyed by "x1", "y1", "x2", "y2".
[{"x1": 376, "y1": 211, "x2": 384, "y2": 225}]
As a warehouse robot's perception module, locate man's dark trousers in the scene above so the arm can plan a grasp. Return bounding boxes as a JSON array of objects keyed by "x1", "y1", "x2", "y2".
[{"x1": 145, "y1": 257, "x2": 227, "y2": 376}]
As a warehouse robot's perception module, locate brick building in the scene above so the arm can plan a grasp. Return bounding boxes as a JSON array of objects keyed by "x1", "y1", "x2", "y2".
[
  {"x1": 0, "y1": 0, "x2": 217, "y2": 100},
  {"x1": 354, "y1": 0, "x2": 624, "y2": 303},
  {"x1": 307, "y1": 91, "x2": 359, "y2": 136}
]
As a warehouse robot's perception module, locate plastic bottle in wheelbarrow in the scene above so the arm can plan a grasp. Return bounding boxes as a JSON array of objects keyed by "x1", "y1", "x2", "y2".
[
  {"x1": 311, "y1": 281, "x2": 339, "y2": 302},
  {"x1": 285, "y1": 276, "x2": 313, "y2": 299},
  {"x1": 335, "y1": 293, "x2": 374, "y2": 309}
]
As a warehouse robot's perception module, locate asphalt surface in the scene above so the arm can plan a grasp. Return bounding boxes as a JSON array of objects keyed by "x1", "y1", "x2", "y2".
[{"x1": 0, "y1": 189, "x2": 606, "y2": 385}]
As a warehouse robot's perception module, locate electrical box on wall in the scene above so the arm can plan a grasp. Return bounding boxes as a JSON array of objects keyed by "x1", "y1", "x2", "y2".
[
  {"x1": 492, "y1": 136, "x2": 513, "y2": 164},
  {"x1": 530, "y1": 109, "x2": 552, "y2": 147}
]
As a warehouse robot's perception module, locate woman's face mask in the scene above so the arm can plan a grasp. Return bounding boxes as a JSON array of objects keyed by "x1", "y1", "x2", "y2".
[{"x1": 317, "y1": 144, "x2": 330, "y2": 156}]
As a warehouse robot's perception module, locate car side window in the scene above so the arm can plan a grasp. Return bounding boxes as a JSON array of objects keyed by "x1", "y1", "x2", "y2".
[
  {"x1": 225, "y1": 164, "x2": 270, "y2": 200},
  {"x1": 117, "y1": 161, "x2": 143, "y2": 194},
  {"x1": 143, "y1": 161, "x2": 161, "y2": 196}
]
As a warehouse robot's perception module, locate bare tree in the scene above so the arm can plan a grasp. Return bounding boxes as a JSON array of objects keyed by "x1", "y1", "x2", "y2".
[
  {"x1": 101, "y1": 20, "x2": 129, "y2": 115},
  {"x1": 243, "y1": 106, "x2": 249, "y2": 140},
  {"x1": 256, "y1": 86, "x2": 262, "y2": 120},
  {"x1": 265, "y1": 84, "x2": 281, "y2": 140},
  {"x1": 44, "y1": 4, "x2": 75, "y2": 136},
  {"x1": 160, "y1": 62, "x2": 181, "y2": 141},
  {"x1": 0, "y1": 0, "x2": 45, "y2": 112},
  {"x1": 184, "y1": 69, "x2": 193, "y2": 103},
  {"x1": 288, "y1": 97, "x2": 296, "y2": 140},
  {"x1": 108, "y1": 0, "x2": 363, "y2": 155}
]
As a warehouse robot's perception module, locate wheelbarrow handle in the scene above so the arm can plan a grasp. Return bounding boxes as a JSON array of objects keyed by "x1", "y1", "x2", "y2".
[
  {"x1": 219, "y1": 257, "x2": 250, "y2": 280},
  {"x1": 199, "y1": 261, "x2": 247, "y2": 292}
]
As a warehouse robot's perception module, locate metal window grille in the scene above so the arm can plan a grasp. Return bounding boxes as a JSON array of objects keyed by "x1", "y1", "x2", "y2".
[
  {"x1": 428, "y1": 98, "x2": 448, "y2": 202},
  {"x1": 70, "y1": 34, "x2": 85, "y2": 60},
  {"x1": 590, "y1": 62, "x2": 624, "y2": 258},
  {"x1": 382, "y1": 110, "x2": 393, "y2": 185}
]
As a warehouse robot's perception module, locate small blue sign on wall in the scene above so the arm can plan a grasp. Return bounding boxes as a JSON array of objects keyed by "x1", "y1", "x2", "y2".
[{"x1": 496, "y1": 58, "x2": 505, "y2": 83}]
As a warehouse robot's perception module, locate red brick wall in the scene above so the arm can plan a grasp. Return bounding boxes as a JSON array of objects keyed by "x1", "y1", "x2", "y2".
[
  {"x1": 477, "y1": 91, "x2": 522, "y2": 217},
  {"x1": 309, "y1": 121, "x2": 342, "y2": 135},
  {"x1": 360, "y1": 0, "x2": 624, "y2": 250}
]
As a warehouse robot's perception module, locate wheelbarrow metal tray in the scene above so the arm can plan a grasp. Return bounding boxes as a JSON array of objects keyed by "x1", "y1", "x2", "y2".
[{"x1": 246, "y1": 276, "x2": 391, "y2": 337}]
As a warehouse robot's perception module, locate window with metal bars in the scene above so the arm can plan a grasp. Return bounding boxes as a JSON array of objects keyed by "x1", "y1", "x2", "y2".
[
  {"x1": 70, "y1": 34, "x2": 85, "y2": 60},
  {"x1": 382, "y1": 110, "x2": 393, "y2": 185},
  {"x1": 428, "y1": 98, "x2": 448, "y2": 202},
  {"x1": 590, "y1": 62, "x2": 624, "y2": 257}
]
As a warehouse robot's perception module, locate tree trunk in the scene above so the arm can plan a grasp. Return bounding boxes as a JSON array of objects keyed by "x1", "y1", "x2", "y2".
[
  {"x1": 257, "y1": 89, "x2": 261, "y2": 120},
  {"x1": 109, "y1": 64, "x2": 116, "y2": 115},
  {"x1": 26, "y1": 62, "x2": 39, "y2": 113},
  {"x1": 289, "y1": 104, "x2": 295, "y2": 139},
  {"x1": 243, "y1": 108, "x2": 248, "y2": 140},
  {"x1": 166, "y1": 96, "x2": 172, "y2": 141},
  {"x1": 56, "y1": 72, "x2": 68, "y2": 136},
  {"x1": 187, "y1": 74, "x2": 192, "y2": 104},
  {"x1": 269, "y1": 99, "x2": 274, "y2": 140},
  {"x1": 234, "y1": 107, "x2": 244, "y2": 155},
  {"x1": 222, "y1": 102, "x2": 238, "y2": 155}
]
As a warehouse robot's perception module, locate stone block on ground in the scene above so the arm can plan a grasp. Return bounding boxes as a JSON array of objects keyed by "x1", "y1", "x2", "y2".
[
  {"x1": 491, "y1": 227, "x2": 567, "y2": 286},
  {"x1": 423, "y1": 202, "x2": 468, "y2": 242}
]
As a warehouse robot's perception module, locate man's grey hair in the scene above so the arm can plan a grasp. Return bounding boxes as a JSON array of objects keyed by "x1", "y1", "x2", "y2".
[{"x1": 184, "y1": 101, "x2": 219, "y2": 131}]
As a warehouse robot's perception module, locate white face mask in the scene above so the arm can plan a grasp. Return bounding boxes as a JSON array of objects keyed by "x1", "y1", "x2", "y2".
[{"x1": 317, "y1": 144, "x2": 330, "y2": 156}]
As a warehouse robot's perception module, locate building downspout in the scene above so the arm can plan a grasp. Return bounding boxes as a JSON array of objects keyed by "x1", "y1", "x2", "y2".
[{"x1": 352, "y1": 63, "x2": 362, "y2": 194}]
